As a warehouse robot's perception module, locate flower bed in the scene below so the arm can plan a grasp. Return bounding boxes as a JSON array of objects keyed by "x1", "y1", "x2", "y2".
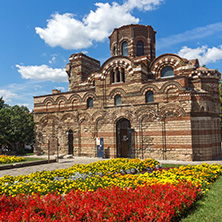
[
  {"x1": 0, "y1": 159, "x2": 221, "y2": 196},
  {"x1": 0, "y1": 155, "x2": 25, "y2": 164},
  {"x1": 0, "y1": 158, "x2": 160, "y2": 195},
  {"x1": 0, "y1": 158, "x2": 221, "y2": 221},
  {"x1": 0, "y1": 182, "x2": 199, "y2": 222}
]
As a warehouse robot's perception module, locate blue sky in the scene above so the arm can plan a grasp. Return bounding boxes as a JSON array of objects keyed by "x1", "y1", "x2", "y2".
[{"x1": 1, "y1": 0, "x2": 222, "y2": 110}]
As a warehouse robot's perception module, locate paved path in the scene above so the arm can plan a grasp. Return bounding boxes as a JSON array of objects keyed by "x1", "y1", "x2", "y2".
[
  {"x1": 0, "y1": 157, "x2": 106, "y2": 177},
  {"x1": 0, "y1": 156, "x2": 222, "y2": 177},
  {"x1": 159, "y1": 159, "x2": 222, "y2": 165}
]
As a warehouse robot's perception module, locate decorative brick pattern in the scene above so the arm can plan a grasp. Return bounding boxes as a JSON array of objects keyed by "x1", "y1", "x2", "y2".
[{"x1": 34, "y1": 24, "x2": 221, "y2": 161}]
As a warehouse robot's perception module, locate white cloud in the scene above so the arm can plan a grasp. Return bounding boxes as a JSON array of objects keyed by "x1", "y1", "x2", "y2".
[
  {"x1": 123, "y1": 0, "x2": 164, "y2": 11},
  {"x1": 178, "y1": 45, "x2": 222, "y2": 65},
  {"x1": 81, "y1": 51, "x2": 88, "y2": 54},
  {"x1": 0, "y1": 89, "x2": 18, "y2": 103},
  {"x1": 0, "y1": 81, "x2": 67, "y2": 110},
  {"x1": 49, "y1": 55, "x2": 57, "y2": 64},
  {"x1": 55, "y1": 86, "x2": 65, "y2": 91},
  {"x1": 34, "y1": 85, "x2": 43, "y2": 90},
  {"x1": 157, "y1": 22, "x2": 222, "y2": 50},
  {"x1": 17, "y1": 103, "x2": 29, "y2": 107},
  {"x1": 36, "y1": 13, "x2": 91, "y2": 50},
  {"x1": 16, "y1": 64, "x2": 67, "y2": 82},
  {"x1": 35, "y1": 0, "x2": 164, "y2": 50}
]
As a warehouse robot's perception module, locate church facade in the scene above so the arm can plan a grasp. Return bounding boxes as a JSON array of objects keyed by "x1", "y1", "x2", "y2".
[{"x1": 34, "y1": 24, "x2": 221, "y2": 161}]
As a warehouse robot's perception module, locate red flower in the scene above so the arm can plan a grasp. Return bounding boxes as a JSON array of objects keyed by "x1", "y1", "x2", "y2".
[{"x1": 0, "y1": 182, "x2": 199, "y2": 221}]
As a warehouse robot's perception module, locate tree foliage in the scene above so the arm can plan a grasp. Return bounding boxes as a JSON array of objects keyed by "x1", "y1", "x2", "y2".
[{"x1": 0, "y1": 97, "x2": 34, "y2": 151}]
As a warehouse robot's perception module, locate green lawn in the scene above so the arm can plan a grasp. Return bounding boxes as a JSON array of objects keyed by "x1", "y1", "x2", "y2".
[
  {"x1": 22, "y1": 157, "x2": 46, "y2": 162},
  {"x1": 24, "y1": 152, "x2": 34, "y2": 156},
  {"x1": 162, "y1": 163, "x2": 185, "y2": 168},
  {"x1": 181, "y1": 176, "x2": 222, "y2": 222}
]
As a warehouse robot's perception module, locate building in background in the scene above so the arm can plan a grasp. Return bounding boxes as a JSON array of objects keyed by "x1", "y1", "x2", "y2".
[{"x1": 34, "y1": 24, "x2": 221, "y2": 161}]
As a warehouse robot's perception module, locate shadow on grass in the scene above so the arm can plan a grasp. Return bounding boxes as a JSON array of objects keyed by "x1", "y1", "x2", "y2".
[
  {"x1": 172, "y1": 195, "x2": 205, "y2": 222},
  {"x1": 177, "y1": 176, "x2": 222, "y2": 222}
]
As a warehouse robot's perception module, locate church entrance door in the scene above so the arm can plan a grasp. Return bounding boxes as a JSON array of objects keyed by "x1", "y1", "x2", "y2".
[
  {"x1": 68, "y1": 129, "x2": 73, "y2": 155},
  {"x1": 116, "y1": 118, "x2": 131, "y2": 158}
]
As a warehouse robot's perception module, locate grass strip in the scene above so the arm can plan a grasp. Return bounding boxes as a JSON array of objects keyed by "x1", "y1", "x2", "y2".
[
  {"x1": 162, "y1": 164, "x2": 185, "y2": 168},
  {"x1": 0, "y1": 157, "x2": 45, "y2": 165},
  {"x1": 22, "y1": 157, "x2": 46, "y2": 162},
  {"x1": 181, "y1": 176, "x2": 222, "y2": 222}
]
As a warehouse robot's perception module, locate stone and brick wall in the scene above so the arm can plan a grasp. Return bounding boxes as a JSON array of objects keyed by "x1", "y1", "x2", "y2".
[
  {"x1": 66, "y1": 53, "x2": 100, "y2": 91},
  {"x1": 109, "y1": 24, "x2": 156, "y2": 60},
  {"x1": 34, "y1": 24, "x2": 221, "y2": 161}
]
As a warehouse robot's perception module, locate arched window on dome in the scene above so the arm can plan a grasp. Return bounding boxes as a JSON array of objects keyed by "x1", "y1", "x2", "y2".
[
  {"x1": 115, "y1": 95, "x2": 122, "y2": 106},
  {"x1": 137, "y1": 41, "x2": 144, "y2": 56},
  {"x1": 122, "y1": 41, "x2": 128, "y2": 56},
  {"x1": 116, "y1": 67, "x2": 120, "y2": 82},
  {"x1": 145, "y1": 91, "x2": 154, "y2": 103},
  {"x1": 161, "y1": 66, "x2": 174, "y2": 78},
  {"x1": 87, "y1": 97, "x2": 93, "y2": 108}
]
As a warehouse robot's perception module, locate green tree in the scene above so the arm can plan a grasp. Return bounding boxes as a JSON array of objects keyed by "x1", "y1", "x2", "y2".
[
  {"x1": 0, "y1": 98, "x2": 34, "y2": 152},
  {"x1": 0, "y1": 97, "x2": 8, "y2": 109}
]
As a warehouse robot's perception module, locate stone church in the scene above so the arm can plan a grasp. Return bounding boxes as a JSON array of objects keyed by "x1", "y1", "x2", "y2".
[{"x1": 34, "y1": 24, "x2": 221, "y2": 161}]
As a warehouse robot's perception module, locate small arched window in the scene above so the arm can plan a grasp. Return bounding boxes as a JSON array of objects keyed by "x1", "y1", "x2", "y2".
[
  {"x1": 58, "y1": 100, "x2": 65, "y2": 111},
  {"x1": 121, "y1": 68, "x2": 125, "y2": 82},
  {"x1": 137, "y1": 41, "x2": 144, "y2": 56},
  {"x1": 122, "y1": 41, "x2": 128, "y2": 56},
  {"x1": 115, "y1": 95, "x2": 122, "y2": 106},
  {"x1": 161, "y1": 66, "x2": 174, "y2": 78},
  {"x1": 46, "y1": 102, "x2": 51, "y2": 111},
  {"x1": 113, "y1": 46, "x2": 116, "y2": 55},
  {"x1": 145, "y1": 91, "x2": 154, "y2": 103},
  {"x1": 116, "y1": 67, "x2": 120, "y2": 82},
  {"x1": 72, "y1": 99, "x2": 76, "y2": 110},
  {"x1": 87, "y1": 97, "x2": 93, "y2": 108}
]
